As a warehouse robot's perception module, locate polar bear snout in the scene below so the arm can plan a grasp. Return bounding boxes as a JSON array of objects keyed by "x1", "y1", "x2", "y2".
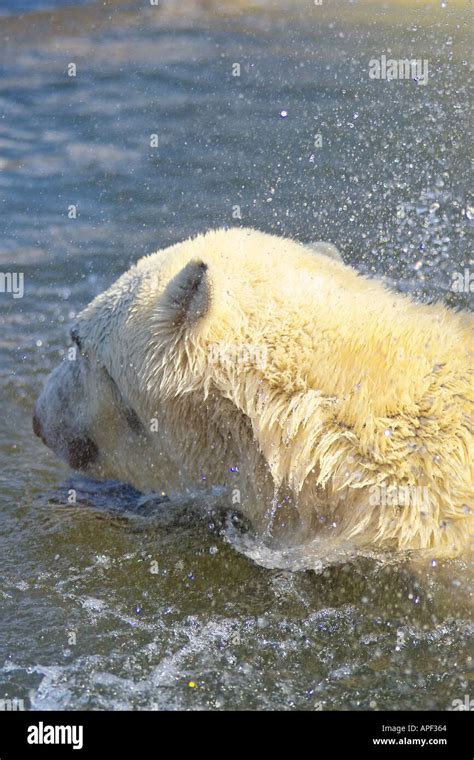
[
  {"x1": 33, "y1": 358, "x2": 103, "y2": 472},
  {"x1": 66, "y1": 436, "x2": 99, "y2": 469},
  {"x1": 33, "y1": 406, "x2": 98, "y2": 469}
]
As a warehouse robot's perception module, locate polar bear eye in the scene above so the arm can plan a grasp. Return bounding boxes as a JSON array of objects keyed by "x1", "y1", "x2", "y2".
[{"x1": 70, "y1": 328, "x2": 83, "y2": 352}]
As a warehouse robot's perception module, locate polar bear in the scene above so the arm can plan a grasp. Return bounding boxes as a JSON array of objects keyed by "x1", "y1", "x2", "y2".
[{"x1": 33, "y1": 228, "x2": 473, "y2": 559}]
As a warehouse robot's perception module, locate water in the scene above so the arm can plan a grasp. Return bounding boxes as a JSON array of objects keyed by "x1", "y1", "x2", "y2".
[{"x1": 0, "y1": 0, "x2": 472, "y2": 710}]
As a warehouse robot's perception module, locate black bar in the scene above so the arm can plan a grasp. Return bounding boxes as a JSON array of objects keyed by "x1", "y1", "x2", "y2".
[{"x1": 0, "y1": 710, "x2": 471, "y2": 758}]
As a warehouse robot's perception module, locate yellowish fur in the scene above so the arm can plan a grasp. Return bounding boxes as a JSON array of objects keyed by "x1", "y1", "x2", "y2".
[{"x1": 36, "y1": 228, "x2": 473, "y2": 559}]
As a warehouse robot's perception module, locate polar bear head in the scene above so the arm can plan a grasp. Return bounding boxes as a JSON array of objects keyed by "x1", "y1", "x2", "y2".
[{"x1": 33, "y1": 228, "x2": 344, "y2": 499}]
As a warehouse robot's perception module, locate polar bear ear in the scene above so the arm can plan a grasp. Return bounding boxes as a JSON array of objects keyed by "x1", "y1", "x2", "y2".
[
  {"x1": 159, "y1": 259, "x2": 210, "y2": 327},
  {"x1": 305, "y1": 241, "x2": 343, "y2": 263}
]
